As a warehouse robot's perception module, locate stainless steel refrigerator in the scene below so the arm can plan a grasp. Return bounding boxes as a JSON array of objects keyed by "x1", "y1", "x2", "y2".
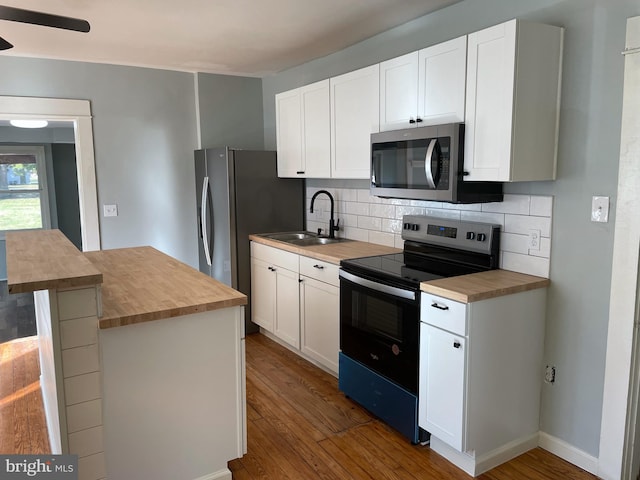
[{"x1": 195, "y1": 147, "x2": 305, "y2": 333}]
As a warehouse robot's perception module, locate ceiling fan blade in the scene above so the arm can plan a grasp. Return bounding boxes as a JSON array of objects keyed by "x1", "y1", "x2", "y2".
[
  {"x1": 0, "y1": 5, "x2": 90, "y2": 32},
  {"x1": 0, "y1": 35, "x2": 13, "y2": 50}
]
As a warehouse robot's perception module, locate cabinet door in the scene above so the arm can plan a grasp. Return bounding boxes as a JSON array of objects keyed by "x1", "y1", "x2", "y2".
[
  {"x1": 275, "y1": 88, "x2": 303, "y2": 177},
  {"x1": 300, "y1": 275, "x2": 339, "y2": 374},
  {"x1": 251, "y1": 257, "x2": 276, "y2": 331},
  {"x1": 419, "y1": 323, "x2": 466, "y2": 451},
  {"x1": 274, "y1": 266, "x2": 301, "y2": 348},
  {"x1": 379, "y1": 51, "x2": 419, "y2": 132},
  {"x1": 418, "y1": 36, "x2": 467, "y2": 126},
  {"x1": 464, "y1": 20, "x2": 517, "y2": 181},
  {"x1": 301, "y1": 80, "x2": 331, "y2": 178},
  {"x1": 330, "y1": 64, "x2": 380, "y2": 179}
]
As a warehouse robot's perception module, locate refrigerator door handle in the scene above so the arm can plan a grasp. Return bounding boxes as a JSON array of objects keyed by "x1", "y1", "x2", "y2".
[{"x1": 201, "y1": 176, "x2": 213, "y2": 267}]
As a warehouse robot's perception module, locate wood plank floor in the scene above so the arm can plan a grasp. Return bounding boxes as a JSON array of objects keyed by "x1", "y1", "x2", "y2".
[
  {"x1": 0, "y1": 331, "x2": 598, "y2": 479},
  {"x1": 0, "y1": 336, "x2": 50, "y2": 454},
  {"x1": 233, "y1": 333, "x2": 598, "y2": 480}
]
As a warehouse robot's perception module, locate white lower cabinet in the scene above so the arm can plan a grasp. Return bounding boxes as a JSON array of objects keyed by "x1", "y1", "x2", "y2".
[
  {"x1": 274, "y1": 266, "x2": 301, "y2": 348},
  {"x1": 250, "y1": 257, "x2": 277, "y2": 331},
  {"x1": 251, "y1": 242, "x2": 300, "y2": 348},
  {"x1": 251, "y1": 242, "x2": 340, "y2": 374},
  {"x1": 419, "y1": 324, "x2": 466, "y2": 451},
  {"x1": 300, "y1": 257, "x2": 340, "y2": 373},
  {"x1": 419, "y1": 288, "x2": 547, "y2": 476}
]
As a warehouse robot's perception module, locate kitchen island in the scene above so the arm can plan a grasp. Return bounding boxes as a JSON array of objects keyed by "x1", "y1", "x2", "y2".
[{"x1": 7, "y1": 229, "x2": 247, "y2": 480}]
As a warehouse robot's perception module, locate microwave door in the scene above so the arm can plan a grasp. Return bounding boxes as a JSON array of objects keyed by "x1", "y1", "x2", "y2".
[{"x1": 406, "y1": 145, "x2": 421, "y2": 186}]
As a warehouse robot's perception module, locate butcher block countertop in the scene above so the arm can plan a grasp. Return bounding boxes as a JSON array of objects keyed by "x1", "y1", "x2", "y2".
[
  {"x1": 6, "y1": 230, "x2": 103, "y2": 294},
  {"x1": 86, "y1": 247, "x2": 247, "y2": 329},
  {"x1": 249, "y1": 234, "x2": 401, "y2": 264},
  {"x1": 6, "y1": 230, "x2": 247, "y2": 329},
  {"x1": 421, "y1": 269, "x2": 550, "y2": 303}
]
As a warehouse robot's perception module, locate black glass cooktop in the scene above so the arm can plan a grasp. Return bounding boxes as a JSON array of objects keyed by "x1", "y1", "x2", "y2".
[
  {"x1": 340, "y1": 241, "x2": 495, "y2": 289},
  {"x1": 340, "y1": 253, "x2": 445, "y2": 288}
]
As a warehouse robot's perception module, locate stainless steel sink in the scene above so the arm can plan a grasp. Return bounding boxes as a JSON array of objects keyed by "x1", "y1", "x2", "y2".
[
  {"x1": 287, "y1": 237, "x2": 350, "y2": 246},
  {"x1": 265, "y1": 232, "x2": 317, "y2": 242},
  {"x1": 262, "y1": 231, "x2": 351, "y2": 246}
]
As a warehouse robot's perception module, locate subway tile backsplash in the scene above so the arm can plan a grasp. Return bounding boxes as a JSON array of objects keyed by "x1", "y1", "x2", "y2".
[{"x1": 306, "y1": 188, "x2": 553, "y2": 278}]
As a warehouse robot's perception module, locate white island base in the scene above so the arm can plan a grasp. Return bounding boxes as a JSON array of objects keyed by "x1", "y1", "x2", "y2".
[{"x1": 100, "y1": 308, "x2": 246, "y2": 480}]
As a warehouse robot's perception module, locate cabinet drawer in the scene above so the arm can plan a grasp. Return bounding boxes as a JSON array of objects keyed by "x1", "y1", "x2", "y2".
[
  {"x1": 420, "y1": 293, "x2": 467, "y2": 336},
  {"x1": 299, "y1": 256, "x2": 339, "y2": 286},
  {"x1": 251, "y1": 242, "x2": 299, "y2": 272}
]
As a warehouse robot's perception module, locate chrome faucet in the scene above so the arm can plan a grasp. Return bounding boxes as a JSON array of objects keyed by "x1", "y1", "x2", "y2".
[{"x1": 310, "y1": 190, "x2": 340, "y2": 238}]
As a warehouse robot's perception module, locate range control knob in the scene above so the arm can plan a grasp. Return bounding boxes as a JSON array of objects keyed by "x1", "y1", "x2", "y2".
[
  {"x1": 403, "y1": 223, "x2": 411, "y2": 230},
  {"x1": 477, "y1": 233, "x2": 487, "y2": 242},
  {"x1": 411, "y1": 224, "x2": 419, "y2": 231},
  {"x1": 466, "y1": 232, "x2": 476, "y2": 240}
]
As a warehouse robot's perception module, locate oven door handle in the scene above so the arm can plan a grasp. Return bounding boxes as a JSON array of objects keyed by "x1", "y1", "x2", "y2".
[{"x1": 339, "y1": 270, "x2": 416, "y2": 301}]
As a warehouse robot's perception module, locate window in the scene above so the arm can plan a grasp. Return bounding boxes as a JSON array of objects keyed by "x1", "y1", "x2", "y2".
[{"x1": 0, "y1": 145, "x2": 50, "y2": 236}]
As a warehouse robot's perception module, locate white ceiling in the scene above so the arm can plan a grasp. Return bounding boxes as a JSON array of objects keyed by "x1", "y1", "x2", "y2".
[{"x1": 0, "y1": 0, "x2": 461, "y2": 76}]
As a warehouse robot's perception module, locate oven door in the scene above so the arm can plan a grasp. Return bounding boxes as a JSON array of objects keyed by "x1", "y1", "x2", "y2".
[{"x1": 339, "y1": 269, "x2": 420, "y2": 394}]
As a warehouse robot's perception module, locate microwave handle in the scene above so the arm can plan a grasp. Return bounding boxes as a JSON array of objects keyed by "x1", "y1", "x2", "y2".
[
  {"x1": 424, "y1": 139, "x2": 439, "y2": 189},
  {"x1": 371, "y1": 154, "x2": 379, "y2": 186}
]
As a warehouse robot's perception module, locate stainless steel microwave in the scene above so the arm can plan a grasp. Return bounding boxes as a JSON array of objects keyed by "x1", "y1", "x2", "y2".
[{"x1": 370, "y1": 123, "x2": 503, "y2": 204}]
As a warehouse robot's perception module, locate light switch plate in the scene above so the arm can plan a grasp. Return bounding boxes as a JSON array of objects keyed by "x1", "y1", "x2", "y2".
[
  {"x1": 103, "y1": 204, "x2": 118, "y2": 217},
  {"x1": 591, "y1": 196, "x2": 609, "y2": 223}
]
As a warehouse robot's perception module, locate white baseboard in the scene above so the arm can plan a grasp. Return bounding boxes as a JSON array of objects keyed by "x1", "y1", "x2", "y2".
[
  {"x1": 192, "y1": 468, "x2": 232, "y2": 480},
  {"x1": 475, "y1": 433, "x2": 540, "y2": 475},
  {"x1": 260, "y1": 329, "x2": 338, "y2": 378},
  {"x1": 538, "y1": 431, "x2": 599, "y2": 475},
  {"x1": 431, "y1": 434, "x2": 538, "y2": 477}
]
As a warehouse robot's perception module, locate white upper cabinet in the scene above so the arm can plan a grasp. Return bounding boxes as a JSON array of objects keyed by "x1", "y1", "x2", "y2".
[
  {"x1": 464, "y1": 19, "x2": 563, "y2": 182},
  {"x1": 379, "y1": 51, "x2": 420, "y2": 131},
  {"x1": 330, "y1": 64, "x2": 380, "y2": 179},
  {"x1": 276, "y1": 79, "x2": 331, "y2": 178},
  {"x1": 418, "y1": 36, "x2": 467, "y2": 126},
  {"x1": 379, "y1": 36, "x2": 467, "y2": 132}
]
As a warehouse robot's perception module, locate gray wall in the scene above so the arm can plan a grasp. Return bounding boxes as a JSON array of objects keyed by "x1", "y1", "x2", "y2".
[
  {"x1": 51, "y1": 143, "x2": 82, "y2": 250},
  {"x1": 197, "y1": 73, "x2": 265, "y2": 149},
  {"x1": 0, "y1": 58, "x2": 200, "y2": 267},
  {"x1": 0, "y1": 67, "x2": 266, "y2": 273},
  {"x1": 262, "y1": 0, "x2": 638, "y2": 458}
]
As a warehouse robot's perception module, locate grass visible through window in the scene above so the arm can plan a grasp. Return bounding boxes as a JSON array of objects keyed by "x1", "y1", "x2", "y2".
[{"x1": 0, "y1": 194, "x2": 43, "y2": 231}]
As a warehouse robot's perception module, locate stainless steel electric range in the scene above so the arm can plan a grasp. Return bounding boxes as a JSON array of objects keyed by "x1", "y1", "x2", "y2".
[{"x1": 338, "y1": 215, "x2": 500, "y2": 443}]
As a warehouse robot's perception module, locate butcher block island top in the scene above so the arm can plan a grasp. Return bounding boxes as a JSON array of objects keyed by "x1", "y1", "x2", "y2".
[
  {"x1": 6, "y1": 229, "x2": 247, "y2": 329},
  {"x1": 86, "y1": 246, "x2": 246, "y2": 329},
  {"x1": 421, "y1": 269, "x2": 550, "y2": 303},
  {"x1": 6, "y1": 229, "x2": 103, "y2": 293}
]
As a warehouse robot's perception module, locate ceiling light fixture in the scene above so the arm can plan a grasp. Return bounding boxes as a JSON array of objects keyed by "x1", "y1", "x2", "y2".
[{"x1": 9, "y1": 119, "x2": 49, "y2": 128}]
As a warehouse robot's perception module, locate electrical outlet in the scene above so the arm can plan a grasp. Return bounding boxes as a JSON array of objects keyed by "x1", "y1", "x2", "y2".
[
  {"x1": 103, "y1": 204, "x2": 118, "y2": 217},
  {"x1": 528, "y1": 229, "x2": 541, "y2": 251},
  {"x1": 545, "y1": 365, "x2": 556, "y2": 384},
  {"x1": 591, "y1": 196, "x2": 609, "y2": 223}
]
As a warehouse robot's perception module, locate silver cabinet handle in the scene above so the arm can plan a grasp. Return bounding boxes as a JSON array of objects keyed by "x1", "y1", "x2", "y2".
[
  {"x1": 201, "y1": 176, "x2": 212, "y2": 267},
  {"x1": 424, "y1": 138, "x2": 439, "y2": 189}
]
